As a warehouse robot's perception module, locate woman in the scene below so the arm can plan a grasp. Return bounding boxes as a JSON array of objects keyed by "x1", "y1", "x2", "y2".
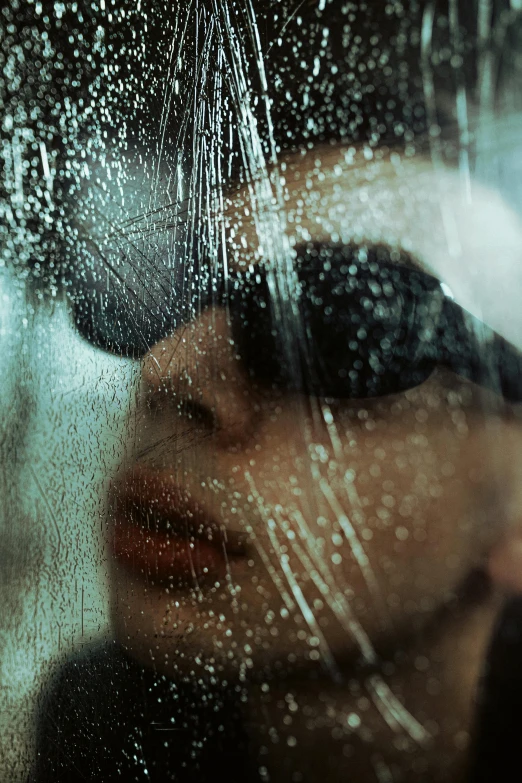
[{"x1": 32, "y1": 1, "x2": 522, "y2": 781}]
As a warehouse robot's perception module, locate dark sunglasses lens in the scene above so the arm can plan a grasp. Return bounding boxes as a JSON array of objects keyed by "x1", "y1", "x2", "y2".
[
  {"x1": 299, "y1": 262, "x2": 435, "y2": 398},
  {"x1": 70, "y1": 242, "x2": 445, "y2": 401},
  {"x1": 71, "y1": 284, "x2": 176, "y2": 358},
  {"x1": 230, "y1": 245, "x2": 439, "y2": 398},
  {"x1": 69, "y1": 255, "x2": 205, "y2": 358},
  {"x1": 228, "y1": 275, "x2": 285, "y2": 388}
]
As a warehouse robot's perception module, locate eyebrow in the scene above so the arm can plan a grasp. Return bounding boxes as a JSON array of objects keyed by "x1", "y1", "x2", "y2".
[
  {"x1": 218, "y1": 241, "x2": 429, "y2": 283},
  {"x1": 289, "y1": 241, "x2": 427, "y2": 274}
]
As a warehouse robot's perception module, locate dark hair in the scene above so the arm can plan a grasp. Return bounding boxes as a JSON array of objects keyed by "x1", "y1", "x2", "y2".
[{"x1": 2, "y1": 0, "x2": 521, "y2": 289}]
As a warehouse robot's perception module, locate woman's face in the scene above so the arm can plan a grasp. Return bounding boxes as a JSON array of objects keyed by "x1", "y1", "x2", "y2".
[{"x1": 108, "y1": 144, "x2": 521, "y2": 688}]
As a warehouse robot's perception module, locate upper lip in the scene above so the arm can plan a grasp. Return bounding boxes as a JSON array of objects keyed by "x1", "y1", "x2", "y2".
[{"x1": 110, "y1": 467, "x2": 247, "y2": 556}]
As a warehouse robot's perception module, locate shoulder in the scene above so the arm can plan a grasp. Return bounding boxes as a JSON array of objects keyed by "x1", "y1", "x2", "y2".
[
  {"x1": 30, "y1": 640, "x2": 260, "y2": 783},
  {"x1": 30, "y1": 640, "x2": 153, "y2": 782}
]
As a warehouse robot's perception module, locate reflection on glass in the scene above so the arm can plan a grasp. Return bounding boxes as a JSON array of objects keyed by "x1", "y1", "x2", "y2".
[{"x1": 2, "y1": 2, "x2": 522, "y2": 782}]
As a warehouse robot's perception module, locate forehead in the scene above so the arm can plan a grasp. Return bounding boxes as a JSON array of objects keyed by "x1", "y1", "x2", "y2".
[
  {"x1": 222, "y1": 144, "x2": 452, "y2": 275},
  {"x1": 217, "y1": 139, "x2": 522, "y2": 347}
]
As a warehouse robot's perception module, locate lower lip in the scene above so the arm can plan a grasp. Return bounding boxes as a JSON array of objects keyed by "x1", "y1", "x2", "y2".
[{"x1": 110, "y1": 520, "x2": 244, "y2": 585}]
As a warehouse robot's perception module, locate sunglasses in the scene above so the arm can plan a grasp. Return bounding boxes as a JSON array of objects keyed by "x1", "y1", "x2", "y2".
[{"x1": 70, "y1": 242, "x2": 522, "y2": 401}]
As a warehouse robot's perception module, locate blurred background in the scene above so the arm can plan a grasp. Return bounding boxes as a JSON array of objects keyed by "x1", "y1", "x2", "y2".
[{"x1": 0, "y1": 275, "x2": 135, "y2": 780}]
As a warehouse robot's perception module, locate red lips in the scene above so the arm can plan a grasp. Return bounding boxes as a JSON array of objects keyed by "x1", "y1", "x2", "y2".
[{"x1": 109, "y1": 468, "x2": 247, "y2": 585}]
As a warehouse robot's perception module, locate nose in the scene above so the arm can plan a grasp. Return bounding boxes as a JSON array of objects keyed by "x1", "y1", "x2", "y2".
[{"x1": 141, "y1": 308, "x2": 258, "y2": 448}]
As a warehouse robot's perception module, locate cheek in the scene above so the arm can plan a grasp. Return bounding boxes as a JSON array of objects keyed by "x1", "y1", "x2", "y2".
[
  {"x1": 245, "y1": 394, "x2": 498, "y2": 633},
  {"x1": 339, "y1": 419, "x2": 499, "y2": 620}
]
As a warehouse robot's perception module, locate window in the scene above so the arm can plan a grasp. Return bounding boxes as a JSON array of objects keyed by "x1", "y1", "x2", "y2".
[{"x1": 2, "y1": 3, "x2": 522, "y2": 781}]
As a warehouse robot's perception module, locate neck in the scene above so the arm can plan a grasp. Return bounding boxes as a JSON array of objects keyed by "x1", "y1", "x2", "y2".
[{"x1": 243, "y1": 590, "x2": 503, "y2": 783}]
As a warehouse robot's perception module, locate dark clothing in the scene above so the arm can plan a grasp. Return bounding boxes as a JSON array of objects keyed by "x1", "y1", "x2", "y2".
[
  {"x1": 467, "y1": 599, "x2": 522, "y2": 783},
  {"x1": 29, "y1": 641, "x2": 259, "y2": 783},
  {"x1": 31, "y1": 601, "x2": 522, "y2": 783}
]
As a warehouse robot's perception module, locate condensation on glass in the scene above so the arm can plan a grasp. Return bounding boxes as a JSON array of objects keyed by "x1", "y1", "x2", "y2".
[{"x1": 2, "y1": 2, "x2": 522, "y2": 782}]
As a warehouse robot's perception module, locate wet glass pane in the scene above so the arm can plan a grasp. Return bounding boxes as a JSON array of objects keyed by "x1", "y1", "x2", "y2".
[{"x1": 2, "y1": 2, "x2": 522, "y2": 782}]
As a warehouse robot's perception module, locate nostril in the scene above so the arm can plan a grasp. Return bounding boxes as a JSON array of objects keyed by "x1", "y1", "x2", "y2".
[
  {"x1": 143, "y1": 307, "x2": 257, "y2": 449},
  {"x1": 144, "y1": 387, "x2": 217, "y2": 433},
  {"x1": 178, "y1": 398, "x2": 217, "y2": 433}
]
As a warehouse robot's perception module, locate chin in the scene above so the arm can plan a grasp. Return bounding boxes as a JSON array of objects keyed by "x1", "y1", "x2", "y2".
[{"x1": 110, "y1": 573, "x2": 367, "y2": 685}]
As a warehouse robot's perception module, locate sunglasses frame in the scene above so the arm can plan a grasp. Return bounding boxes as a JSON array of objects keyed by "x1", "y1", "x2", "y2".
[{"x1": 69, "y1": 243, "x2": 522, "y2": 403}]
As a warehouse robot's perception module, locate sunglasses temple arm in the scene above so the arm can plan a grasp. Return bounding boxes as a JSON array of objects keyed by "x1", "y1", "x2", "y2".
[
  {"x1": 490, "y1": 334, "x2": 522, "y2": 402},
  {"x1": 439, "y1": 300, "x2": 522, "y2": 403}
]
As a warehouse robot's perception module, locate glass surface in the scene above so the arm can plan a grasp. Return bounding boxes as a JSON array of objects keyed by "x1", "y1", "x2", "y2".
[{"x1": 2, "y1": 2, "x2": 522, "y2": 781}]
